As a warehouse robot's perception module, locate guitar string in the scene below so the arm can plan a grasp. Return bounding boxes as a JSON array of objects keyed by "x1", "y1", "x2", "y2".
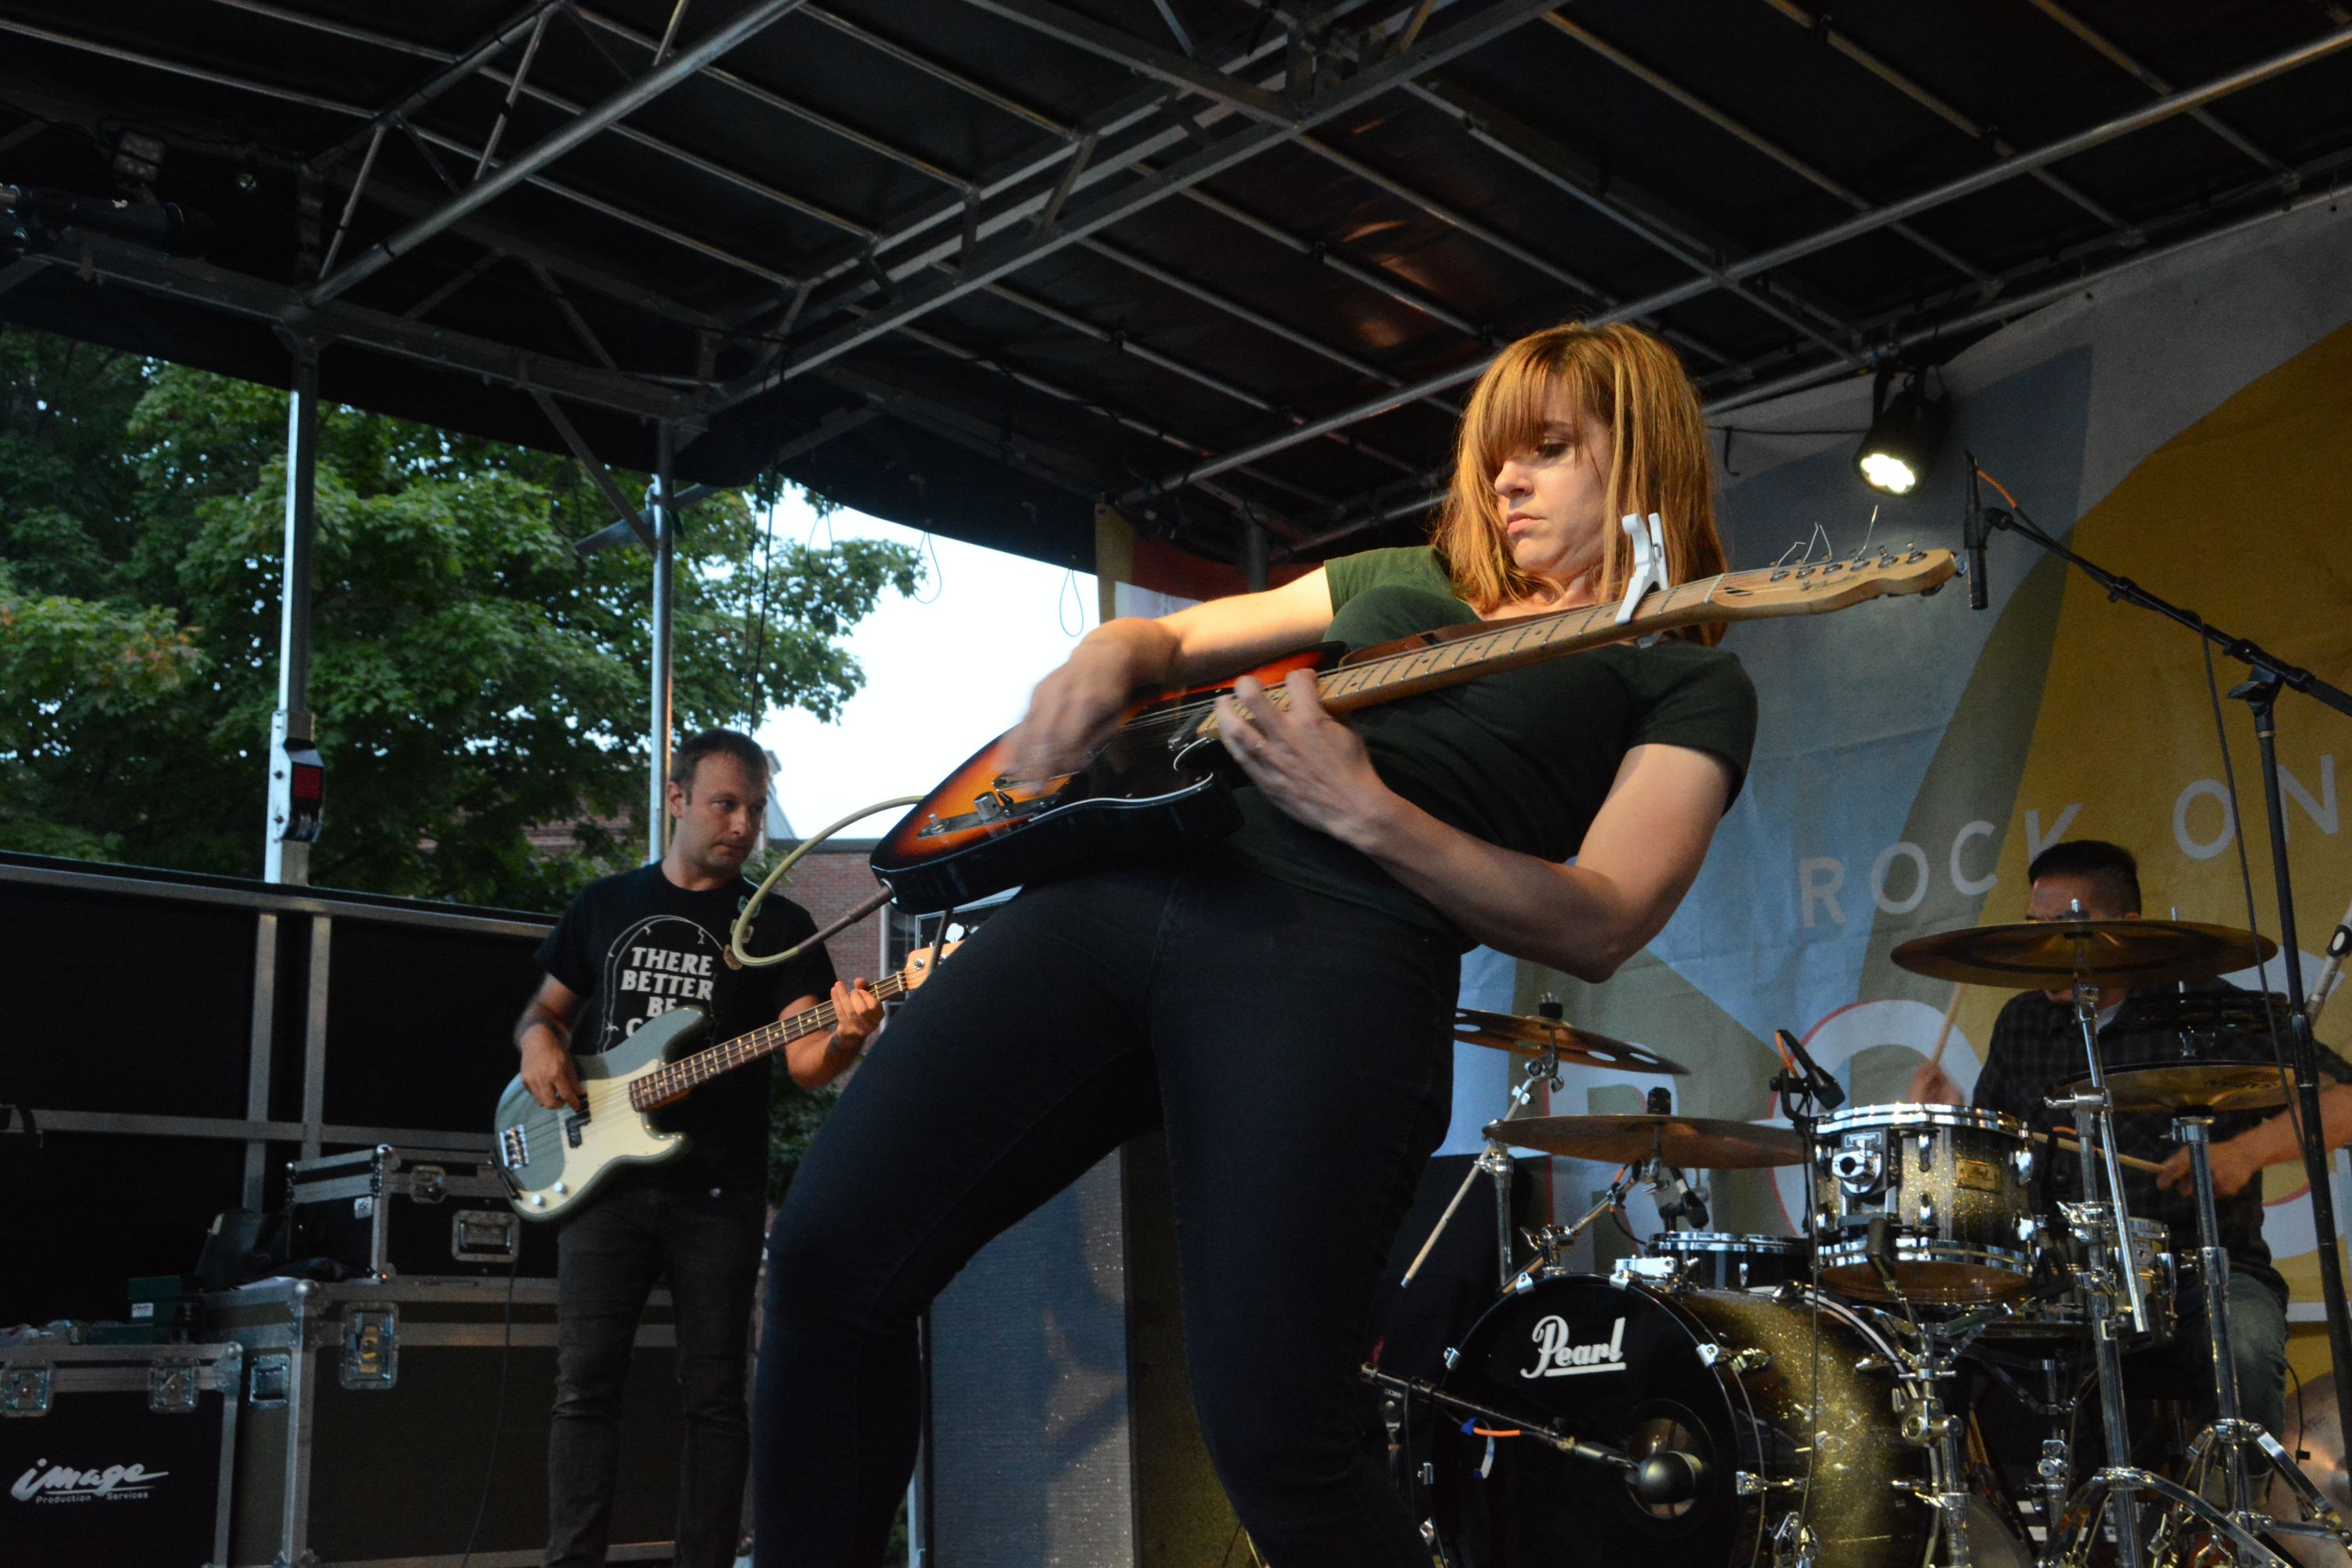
[
  {"x1": 1109, "y1": 550, "x2": 1909, "y2": 746},
  {"x1": 502, "y1": 971, "x2": 921, "y2": 1151},
  {"x1": 1105, "y1": 572, "x2": 1727, "y2": 746}
]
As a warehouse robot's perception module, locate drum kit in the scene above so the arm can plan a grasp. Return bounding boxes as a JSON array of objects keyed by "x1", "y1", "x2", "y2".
[{"x1": 1370, "y1": 914, "x2": 2352, "y2": 1566}]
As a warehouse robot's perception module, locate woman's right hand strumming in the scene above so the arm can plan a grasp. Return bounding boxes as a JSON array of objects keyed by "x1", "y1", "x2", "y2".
[
  {"x1": 1004, "y1": 571, "x2": 1338, "y2": 786},
  {"x1": 1004, "y1": 623, "x2": 1167, "y2": 786}
]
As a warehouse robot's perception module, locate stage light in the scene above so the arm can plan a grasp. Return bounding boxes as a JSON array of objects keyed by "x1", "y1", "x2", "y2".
[{"x1": 1855, "y1": 365, "x2": 1949, "y2": 495}]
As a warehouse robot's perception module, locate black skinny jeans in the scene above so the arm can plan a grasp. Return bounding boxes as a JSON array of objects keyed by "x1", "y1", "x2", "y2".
[
  {"x1": 549, "y1": 1178, "x2": 765, "y2": 1568},
  {"x1": 753, "y1": 862, "x2": 1460, "y2": 1567}
]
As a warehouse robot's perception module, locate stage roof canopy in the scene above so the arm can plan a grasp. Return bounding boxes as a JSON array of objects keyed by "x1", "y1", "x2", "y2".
[{"x1": 3, "y1": 0, "x2": 2347, "y2": 572}]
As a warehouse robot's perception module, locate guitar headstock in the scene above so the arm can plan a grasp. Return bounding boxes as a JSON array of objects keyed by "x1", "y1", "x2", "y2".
[
  {"x1": 1708, "y1": 546, "x2": 1958, "y2": 617},
  {"x1": 901, "y1": 938, "x2": 964, "y2": 993}
]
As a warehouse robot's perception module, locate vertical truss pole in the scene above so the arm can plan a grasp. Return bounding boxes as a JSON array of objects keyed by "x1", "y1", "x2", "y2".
[
  {"x1": 648, "y1": 423, "x2": 677, "y2": 864},
  {"x1": 266, "y1": 336, "x2": 322, "y2": 886}
]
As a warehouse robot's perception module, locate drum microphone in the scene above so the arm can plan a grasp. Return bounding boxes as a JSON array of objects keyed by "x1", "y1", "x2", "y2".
[
  {"x1": 1642, "y1": 1086, "x2": 1709, "y2": 1229},
  {"x1": 1774, "y1": 1029, "x2": 1845, "y2": 1112},
  {"x1": 2310, "y1": 915, "x2": 2352, "y2": 1029}
]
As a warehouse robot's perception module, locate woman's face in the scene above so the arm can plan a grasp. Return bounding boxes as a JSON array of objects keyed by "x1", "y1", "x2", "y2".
[{"x1": 1488, "y1": 387, "x2": 1614, "y2": 593}]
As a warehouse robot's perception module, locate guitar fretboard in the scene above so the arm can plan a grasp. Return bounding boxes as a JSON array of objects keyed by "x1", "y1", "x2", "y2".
[
  {"x1": 627, "y1": 966, "x2": 921, "y2": 1109},
  {"x1": 1192, "y1": 547, "x2": 1940, "y2": 737}
]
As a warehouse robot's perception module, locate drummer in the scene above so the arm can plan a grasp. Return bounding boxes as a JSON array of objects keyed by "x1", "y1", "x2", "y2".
[{"x1": 1908, "y1": 839, "x2": 2352, "y2": 1443}]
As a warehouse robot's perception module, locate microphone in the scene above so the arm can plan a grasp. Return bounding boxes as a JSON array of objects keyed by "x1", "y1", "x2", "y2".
[
  {"x1": 1651, "y1": 1164, "x2": 1709, "y2": 1231},
  {"x1": 1962, "y1": 506, "x2": 1990, "y2": 612},
  {"x1": 2311, "y1": 918, "x2": 2352, "y2": 1030},
  {"x1": 1775, "y1": 1029, "x2": 1846, "y2": 1112},
  {"x1": 2, "y1": 186, "x2": 216, "y2": 257},
  {"x1": 1643, "y1": 1085, "x2": 1708, "y2": 1229}
]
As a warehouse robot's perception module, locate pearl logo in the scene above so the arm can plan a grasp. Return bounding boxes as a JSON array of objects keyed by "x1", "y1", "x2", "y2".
[{"x1": 1523, "y1": 1315, "x2": 1628, "y2": 1377}]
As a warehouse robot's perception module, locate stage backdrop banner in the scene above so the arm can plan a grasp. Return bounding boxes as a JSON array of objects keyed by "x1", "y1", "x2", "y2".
[{"x1": 1490, "y1": 201, "x2": 2352, "y2": 1333}]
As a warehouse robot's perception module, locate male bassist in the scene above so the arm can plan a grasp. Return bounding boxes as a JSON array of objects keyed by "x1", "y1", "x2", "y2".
[{"x1": 515, "y1": 727, "x2": 883, "y2": 1568}]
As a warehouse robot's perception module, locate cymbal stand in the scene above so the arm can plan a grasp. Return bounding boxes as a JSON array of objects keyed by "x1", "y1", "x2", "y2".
[
  {"x1": 1400, "y1": 1047, "x2": 1563, "y2": 1294},
  {"x1": 2048, "y1": 958, "x2": 2154, "y2": 1566},
  {"x1": 2049, "y1": 960, "x2": 2290, "y2": 1566},
  {"x1": 2172, "y1": 1109, "x2": 2352, "y2": 1556}
]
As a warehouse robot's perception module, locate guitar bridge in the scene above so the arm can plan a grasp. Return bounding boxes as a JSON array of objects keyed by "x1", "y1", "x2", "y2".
[
  {"x1": 499, "y1": 1125, "x2": 529, "y2": 1170},
  {"x1": 914, "y1": 783, "x2": 1055, "y2": 838}
]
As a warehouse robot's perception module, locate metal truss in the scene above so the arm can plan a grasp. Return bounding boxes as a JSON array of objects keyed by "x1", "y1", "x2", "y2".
[
  {"x1": 1756, "y1": 0, "x2": 2141, "y2": 240},
  {"x1": 1298, "y1": 148, "x2": 2352, "y2": 550},
  {"x1": 307, "y1": 0, "x2": 811, "y2": 302},
  {"x1": 1123, "y1": 20, "x2": 2352, "y2": 506},
  {"x1": 7, "y1": 233, "x2": 696, "y2": 423},
  {"x1": 743, "y1": 0, "x2": 1573, "y2": 389}
]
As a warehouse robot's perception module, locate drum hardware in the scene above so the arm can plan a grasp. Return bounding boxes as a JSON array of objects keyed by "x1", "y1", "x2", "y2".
[
  {"x1": 2161, "y1": 1108, "x2": 2352, "y2": 1556},
  {"x1": 1357, "y1": 1363, "x2": 1708, "y2": 1508},
  {"x1": 1893, "y1": 910, "x2": 2328, "y2": 1566},
  {"x1": 1406, "y1": 1008, "x2": 1692, "y2": 1297}
]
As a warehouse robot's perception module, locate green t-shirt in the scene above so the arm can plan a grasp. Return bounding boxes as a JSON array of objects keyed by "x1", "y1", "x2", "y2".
[{"x1": 1218, "y1": 545, "x2": 1758, "y2": 936}]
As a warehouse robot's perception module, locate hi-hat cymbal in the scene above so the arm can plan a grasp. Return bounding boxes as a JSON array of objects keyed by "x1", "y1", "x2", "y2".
[
  {"x1": 1485, "y1": 1112, "x2": 1806, "y2": 1169},
  {"x1": 2067, "y1": 1061, "x2": 2292, "y2": 1115},
  {"x1": 1451, "y1": 1007, "x2": 1688, "y2": 1075},
  {"x1": 1890, "y1": 919, "x2": 2275, "y2": 989}
]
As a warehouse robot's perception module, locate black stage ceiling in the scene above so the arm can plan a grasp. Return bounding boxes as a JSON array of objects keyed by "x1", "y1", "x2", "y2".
[{"x1": 2, "y1": 0, "x2": 2348, "y2": 573}]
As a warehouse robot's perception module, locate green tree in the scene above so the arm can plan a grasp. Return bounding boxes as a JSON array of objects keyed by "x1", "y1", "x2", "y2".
[{"x1": 0, "y1": 324, "x2": 920, "y2": 910}]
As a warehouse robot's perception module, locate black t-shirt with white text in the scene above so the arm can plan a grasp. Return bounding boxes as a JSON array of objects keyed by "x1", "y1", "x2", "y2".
[{"x1": 535, "y1": 862, "x2": 837, "y2": 1192}]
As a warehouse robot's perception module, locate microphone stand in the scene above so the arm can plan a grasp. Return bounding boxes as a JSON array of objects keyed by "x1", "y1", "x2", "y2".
[{"x1": 1976, "y1": 499, "x2": 2352, "y2": 1399}]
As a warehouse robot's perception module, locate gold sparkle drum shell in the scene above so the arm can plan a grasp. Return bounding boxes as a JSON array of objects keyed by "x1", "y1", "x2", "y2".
[{"x1": 1811, "y1": 1104, "x2": 2034, "y2": 1304}]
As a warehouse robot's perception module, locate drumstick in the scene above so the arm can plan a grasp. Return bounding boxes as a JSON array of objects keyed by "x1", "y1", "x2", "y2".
[
  {"x1": 1927, "y1": 984, "x2": 1963, "y2": 1070},
  {"x1": 2050, "y1": 1131, "x2": 2166, "y2": 1176}
]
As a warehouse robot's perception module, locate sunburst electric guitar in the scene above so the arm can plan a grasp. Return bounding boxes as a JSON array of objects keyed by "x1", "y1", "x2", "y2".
[
  {"x1": 493, "y1": 942, "x2": 956, "y2": 1219},
  {"x1": 871, "y1": 539, "x2": 1957, "y2": 914}
]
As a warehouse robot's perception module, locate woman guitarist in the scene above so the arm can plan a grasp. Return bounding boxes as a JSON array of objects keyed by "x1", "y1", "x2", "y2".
[{"x1": 751, "y1": 321, "x2": 1758, "y2": 1566}]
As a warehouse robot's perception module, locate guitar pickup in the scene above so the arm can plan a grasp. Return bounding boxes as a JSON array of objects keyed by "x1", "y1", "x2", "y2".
[
  {"x1": 564, "y1": 1109, "x2": 590, "y2": 1149},
  {"x1": 499, "y1": 1125, "x2": 529, "y2": 1169}
]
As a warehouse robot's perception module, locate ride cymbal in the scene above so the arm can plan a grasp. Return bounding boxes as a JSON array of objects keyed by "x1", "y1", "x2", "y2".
[{"x1": 1890, "y1": 919, "x2": 2274, "y2": 990}]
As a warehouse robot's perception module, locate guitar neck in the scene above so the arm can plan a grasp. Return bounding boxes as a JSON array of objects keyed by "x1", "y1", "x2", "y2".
[
  {"x1": 1198, "y1": 546, "x2": 1951, "y2": 735},
  {"x1": 629, "y1": 968, "x2": 916, "y2": 1109}
]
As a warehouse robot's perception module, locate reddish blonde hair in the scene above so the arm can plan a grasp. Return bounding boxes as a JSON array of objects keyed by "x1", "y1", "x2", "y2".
[{"x1": 1432, "y1": 322, "x2": 1726, "y2": 644}]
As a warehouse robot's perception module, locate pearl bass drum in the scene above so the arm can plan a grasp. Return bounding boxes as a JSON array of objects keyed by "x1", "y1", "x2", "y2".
[{"x1": 1426, "y1": 1274, "x2": 1930, "y2": 1567}]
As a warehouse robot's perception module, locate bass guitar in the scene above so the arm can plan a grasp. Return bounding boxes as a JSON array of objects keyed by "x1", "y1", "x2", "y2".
[
  {"x1": 871, "y1": 544, "x2": 1955, "y2": 913},
  {"x1": 493, "y1": 942, "x2": 956, "y2": 1219}
]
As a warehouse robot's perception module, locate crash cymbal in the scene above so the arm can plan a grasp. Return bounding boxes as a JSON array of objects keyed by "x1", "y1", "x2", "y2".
[
  {"x1": 1451, "y1": 1007, "x2": 1688, "y2": 1074},
  {"x1": 2067, "y1": 1061, "x2": 2292, "y2": 1115},
  {"x1": 1485, "y1": 1112, "x2": 1806, "y2": 1169},
  {"x1": 1890, "y1": 919, "x2": 2275, "y2": 990}
]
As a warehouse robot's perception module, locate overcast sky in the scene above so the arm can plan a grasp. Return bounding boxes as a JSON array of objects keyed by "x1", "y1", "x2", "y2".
[{"x1": 753, "y1": 492, "x2": 1098, "y2": 840}]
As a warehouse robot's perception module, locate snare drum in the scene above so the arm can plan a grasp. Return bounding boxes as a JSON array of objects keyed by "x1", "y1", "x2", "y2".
[
  {"x1": 1812, "y1": 1104, "x2": 2034, "y2": 1303},
  {"x1": 1645, "y1": 1232, "x2": 1810, "y2": 1292}
]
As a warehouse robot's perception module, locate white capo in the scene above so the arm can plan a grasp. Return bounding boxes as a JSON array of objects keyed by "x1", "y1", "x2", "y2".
[{"x1": 1613, "y1": 511, "x2": 1671, "y2": 644}]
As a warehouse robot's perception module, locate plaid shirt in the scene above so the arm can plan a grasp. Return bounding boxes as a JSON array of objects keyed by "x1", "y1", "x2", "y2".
[{"x1": 1970, "y1": 982, "x2": 2350, "y2": 1305}]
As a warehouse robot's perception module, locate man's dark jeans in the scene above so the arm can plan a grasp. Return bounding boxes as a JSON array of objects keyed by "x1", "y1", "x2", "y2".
[{"x1": 547, "y1": 1179, "x2": 764, "y2": 1568}]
